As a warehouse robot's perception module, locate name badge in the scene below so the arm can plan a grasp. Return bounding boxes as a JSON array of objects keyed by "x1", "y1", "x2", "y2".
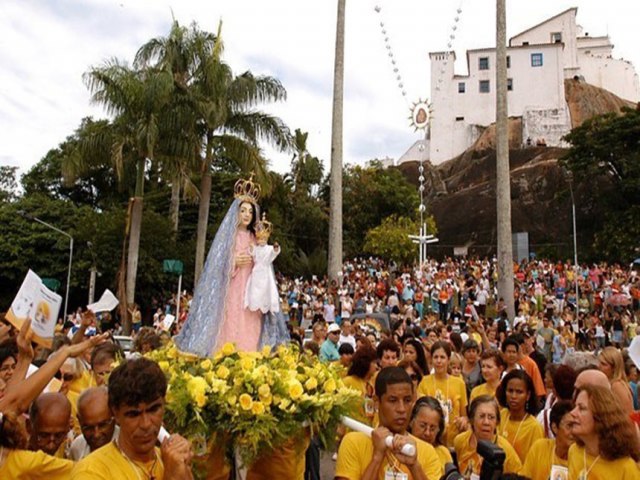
[
  {"x1": 385, "y1": 469, "x2": 409, "y2": 480},
  {"x1": 551, "y1": 464, "x2": 569, "y2": 480}
]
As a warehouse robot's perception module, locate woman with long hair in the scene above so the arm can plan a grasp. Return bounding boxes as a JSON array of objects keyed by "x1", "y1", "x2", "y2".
[
  {"x1": 402, "y1": 337, "x2": 428, "y2": 376},
  {"x1": 453, "y1": 395, "x2": 522, "y2": 478},
  {"x1": 598, "y1": 346, "x2": 634, "y2": 414},
  {"x1": 409, "y1": 396, "x2": 453, "y2": 467},
  {"x1": 342, "y1": 345, "x2": 378, "y2": 425},
  {"x1": 496, "y1": 369, "x2": 543, "y2": 463},
  {"x1": 469, "y1": 349, "x2": 505, "y2": 403},
  {"x1": 521, "y1": 401, "x2": 574, "y2": 480},
  {"x1": 398, "y1": 359, "x2": 423, "y2": 391},
  {"x1": 417, "y1": 341, "x2": 468, "y2": 446},
  {"x1": 568, "y1": 384, "x2": 640, "y2": 478}
]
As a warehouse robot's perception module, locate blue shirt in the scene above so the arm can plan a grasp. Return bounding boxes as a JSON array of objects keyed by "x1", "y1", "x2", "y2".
[{"x1": 319, "y1": 339, "x2": 340, "y2": 362}]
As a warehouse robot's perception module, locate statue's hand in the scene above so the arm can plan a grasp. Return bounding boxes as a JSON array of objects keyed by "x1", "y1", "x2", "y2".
[{"x1": 235, "y1": 254, "x2": 252, "y2": 268}]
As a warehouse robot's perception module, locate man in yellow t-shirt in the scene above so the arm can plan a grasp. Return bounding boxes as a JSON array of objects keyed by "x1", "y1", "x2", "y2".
[
  {"x1": 335, "y1": 367, "x2": 443, "y2": 480},
  {"x1": 27, "y1": 392, "x2": 72, "y2": 457},
  {"x1": 72, "y1": 357, "x2": 193, "y2": 479}
]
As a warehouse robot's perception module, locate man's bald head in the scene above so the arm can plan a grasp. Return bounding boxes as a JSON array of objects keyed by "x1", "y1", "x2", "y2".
[
  {"x1": 29, "y1": 392, "x2": 71, "y2": 455},
  {"x1": 77, "y1": 386, "x2": 109, "y2": 418},
  {"x1": 575, "y1": 369, "x2": 611, "y2": 390},
  {"x1": 77, "y1": 387, "x2": 114, "y2": 452}
]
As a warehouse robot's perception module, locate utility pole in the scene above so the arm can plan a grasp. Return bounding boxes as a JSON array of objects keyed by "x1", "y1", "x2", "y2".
[
  {"x1": 328, "y1": 0, "x2": 345, "y2": 282},
  {"x1": 496, "y1": 0, "x2": 515, "y2": 321}
]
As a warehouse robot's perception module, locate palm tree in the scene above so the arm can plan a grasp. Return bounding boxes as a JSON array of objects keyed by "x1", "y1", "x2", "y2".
[
  {"x1": 80, "y1": 60, "x2": 173, "y2": 332},
  {"x1": 328, "y1": 0, "x2": 346, "y2": 282},
  {"x1": 288, "y1": 129, "x2": 324, "y2": 196},
  {"x1": 496, "y1": 0, "x2": 515, "y2": 320},
  {"x1": 135, "y1": 21, "x2": 216, "y2": 234}
]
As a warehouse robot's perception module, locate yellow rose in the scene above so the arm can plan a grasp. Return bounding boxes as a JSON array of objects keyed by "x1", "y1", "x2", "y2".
[
  {"x1": 252, "y1": 401, "x2": 265, "y2": 415},
  {"x1": 200, "y1": 359, "x2": 213, "y2": 371},
  {"x1": 167, "y1": 346, "x2": 178, "y2": 359},
  {"x1": 216, "y1": 365, "x2": 230, "y2": 379},
  {"x1": 279, "y1": 398, "x2": 291, "y2": 410},
  {"x1": 304, "y1": 377, "x2": 318, "y2": 391},
  {"x1": 240, "y1": 356, "x2": 255, "y2": 371},
  {"x1": 261, "y1": 345, "x2": 272, "y2": 357},
  {"x1": 288, "y1": 380, "x2": 304, "y2": 400},
  {"x1": 221, "y1": 343, "x2": 235, "y2": 356},
  {"x1": 239, "y1": 393, "x2": 253, "y2": 411},
  {"x1": 158, "y1": 361, "x2": 170, "y2": 372},
  {"x1": 227, "y1": 395, "x2": 237, "y2": 407},
  {"x1": 324, "y1": 378, "x2": 337, "y2": 393},
  {"x1": 186, "y1": 376, "x2": 208, "y2": 408},
  {"x1": 258, "y1": 384, "x2": 271, "y2": 398},
  {"x1": 261, "y1": 394, "x2": 273, "y2": 405}
]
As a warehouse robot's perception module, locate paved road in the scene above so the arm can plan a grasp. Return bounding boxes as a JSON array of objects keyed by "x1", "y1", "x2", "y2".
[{"x1": 319, "y1": 450, "x2": 336, "y2": 480}]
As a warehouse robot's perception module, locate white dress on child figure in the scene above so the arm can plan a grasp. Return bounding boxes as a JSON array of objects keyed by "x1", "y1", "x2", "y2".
[{"x1": 244, "y1": 244, "x2": 280, "y2": 313}]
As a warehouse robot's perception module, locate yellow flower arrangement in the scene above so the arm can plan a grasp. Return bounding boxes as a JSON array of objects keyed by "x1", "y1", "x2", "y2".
[{"x1": 143, "y1": 341, "x2": 359, "y2": 470}]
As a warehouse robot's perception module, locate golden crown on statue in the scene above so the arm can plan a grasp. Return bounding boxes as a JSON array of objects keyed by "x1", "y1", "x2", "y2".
[
  {"x1": 255, "y1": 212, "x2": 273, "y2": 242},
  {"x1": 234, "y1": 172, "x2": 261, "y2": 203}
]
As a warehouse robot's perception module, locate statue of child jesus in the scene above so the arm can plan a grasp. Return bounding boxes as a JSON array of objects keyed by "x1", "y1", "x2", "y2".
[{"x1": 244, "y1": 213, "x2": 280, "y2": 314}]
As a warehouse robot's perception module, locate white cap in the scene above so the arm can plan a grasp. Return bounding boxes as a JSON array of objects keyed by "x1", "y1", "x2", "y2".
[{"x1": 328, "y1": 323, "x2": 341, "y2": 334}]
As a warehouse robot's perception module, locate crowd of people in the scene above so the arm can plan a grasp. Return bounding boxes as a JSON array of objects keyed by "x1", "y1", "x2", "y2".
[{"x1": 0, "y1": 256, "x2": 639, "y2": 479}]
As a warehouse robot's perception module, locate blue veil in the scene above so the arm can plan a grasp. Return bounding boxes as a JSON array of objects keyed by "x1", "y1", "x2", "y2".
[{"x1": 175, "y1": 198, "x2": 246, "y2": 357}]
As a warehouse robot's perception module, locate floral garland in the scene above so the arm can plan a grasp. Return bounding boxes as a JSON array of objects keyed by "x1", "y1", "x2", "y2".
[{"x1": 144, "y1": 341, "x2": 359, "y2": 468}]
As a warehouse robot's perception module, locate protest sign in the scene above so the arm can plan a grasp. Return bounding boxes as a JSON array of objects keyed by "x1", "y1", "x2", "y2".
[{"x1": 5, "y1": 270, "x2": 62, "y2": 347}]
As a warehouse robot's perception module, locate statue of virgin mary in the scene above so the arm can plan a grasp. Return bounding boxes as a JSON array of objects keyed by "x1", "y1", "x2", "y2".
[{"x1": 176, "y1": 175, "x2": 290, "y2": 357}]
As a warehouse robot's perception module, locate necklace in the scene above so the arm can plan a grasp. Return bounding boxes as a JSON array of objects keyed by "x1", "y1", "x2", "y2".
[
  {"x1": 579, "y1": 448, "x2": 600, "y2": 480},
  {"x1": 115, "y1": 439, "x2": 159, "y2": 480},
  {"x1": 500, "y1": 411, "x2": 527, "y2": 446}
]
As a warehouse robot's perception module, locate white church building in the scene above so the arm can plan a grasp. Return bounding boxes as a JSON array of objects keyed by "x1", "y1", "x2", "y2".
[{"x1": 408, "y1": 8, "x2": 639, "y2": 165}]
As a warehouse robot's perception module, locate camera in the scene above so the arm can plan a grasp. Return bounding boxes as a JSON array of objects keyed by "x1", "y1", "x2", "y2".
[
  {"x1": 477, "y1": 440, "x2": 505, "y2": 480},
  {"x1": 439, "y1": 440, "x2": 506, "y2": 480}
]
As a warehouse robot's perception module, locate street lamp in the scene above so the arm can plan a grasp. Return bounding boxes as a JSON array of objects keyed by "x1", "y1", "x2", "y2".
[
  {"x1": 18, "y1": 211, "x2": 74, "y2": 321},
  {"x1": 564, "y1": 172, "x2": 580, "y2": 308}
]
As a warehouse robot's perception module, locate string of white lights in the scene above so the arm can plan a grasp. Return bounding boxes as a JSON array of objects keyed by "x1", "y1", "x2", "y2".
[
  {"x1": 372, "y1": 1, "x2": 465, "y2": 128},
  {"x1": 373, "y1": 4, "x2": 410, "y2": 108}
]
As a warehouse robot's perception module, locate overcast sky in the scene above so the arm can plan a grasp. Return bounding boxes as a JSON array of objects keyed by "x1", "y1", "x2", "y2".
[{"x1": 1, "y1": 0, "x2": 638, "y2": 177}]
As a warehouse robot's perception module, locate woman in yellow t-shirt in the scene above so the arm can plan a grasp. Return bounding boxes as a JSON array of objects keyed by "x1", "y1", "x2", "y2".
[
  {"x1": 469, "y1": 349, "x2": 505, "y2": 403},
  {"x1": 409, "y1": 396, "x2": 453, "y2": 468},
  {"x1": 568, "y1": 384, "x2": 640, "y2": 479},
  {"x1": 496, "y1": 369, "x2": 544, "y2": 463},
  {"x1": 453, "y1": 395, "x2": 522, "y2": 478},
  {"x1": 520, "y1": 400, "x2": 574, "y2": 480},
  {"x1": 417, "y1": 341, "x2": 468, "y2": 446},
  {"x1": 342, "y1": 345, "x2": 378, "y2": 425}
]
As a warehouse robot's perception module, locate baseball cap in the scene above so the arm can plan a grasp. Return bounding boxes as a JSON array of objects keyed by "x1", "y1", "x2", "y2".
[{"x1": 327, "y1": 323, "x2": 341, "y2": 334}]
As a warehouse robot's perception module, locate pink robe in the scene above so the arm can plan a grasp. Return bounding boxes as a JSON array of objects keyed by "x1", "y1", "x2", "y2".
[{"x1": 217, "y1": 229, "x2": 262, "y2": 351}]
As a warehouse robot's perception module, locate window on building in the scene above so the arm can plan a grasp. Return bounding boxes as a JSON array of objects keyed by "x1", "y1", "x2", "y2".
[
  {"x1": 522, "y1": 41, "x2": 529, "y2": 46},
  {"x1": 531, "y1": 53, "x2": 543, "y2": 67},
  {"x1": 551, "y1": 32, "x2": 562, "y2": 43},
  {"x1": 507, "y1": 78, "x2": 513, "y2": 91},
  {"x1": 479, "y1": 80, "x2": 490, "y2": 93},
  {"x1": 455, "y1": 116, "x2": 465, "y2": 121},
  {"x1": 458, "y1": 82, "x2": 466, "y2": 93},
  {"x1": 506, "y1": 56, "x2": 511, "y2": 68},
  {"x1": 478, "y1": 57, "x2": 489, "y2": 70}
]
